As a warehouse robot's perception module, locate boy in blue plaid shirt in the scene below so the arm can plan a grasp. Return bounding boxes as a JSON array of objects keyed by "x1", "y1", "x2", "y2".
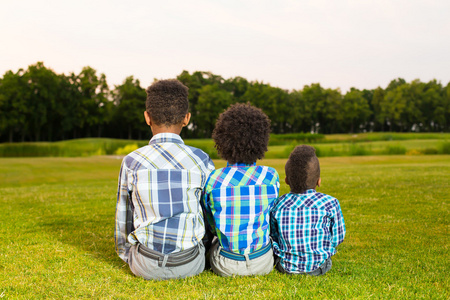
[
  {"x1": 270, "y1": 145, "x2": 345, "y2": 276},
  {"x1": 202, "y1": 103, "x2": 280, "y2": 277}
]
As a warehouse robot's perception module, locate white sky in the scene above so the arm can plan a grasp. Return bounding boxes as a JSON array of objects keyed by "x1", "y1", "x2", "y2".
[{"x1": 1, "y1": 0, "x2": 449, "y2": 92}]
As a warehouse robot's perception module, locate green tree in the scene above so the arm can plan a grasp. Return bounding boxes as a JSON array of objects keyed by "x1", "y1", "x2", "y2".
[
  {"x1": 382, "y1": 80, "x2": 426, "y2": 132},
  {"x1": 302, "y1": 83, "x2": 324, "y2": 133},
  {"x1": 342, "y1": 88, "x2": 371, "y2": 132},
  {"x1": 421, "y1": 80, "x2": 445, "y2": 131},
  {"x1": 223, "y1": 76, "x2": 249, "y2": 101},
  {"x1": 195, "y1": 84, "x2": 234, "y2": 137},
  {"x1": 242, "y1": 82, "x2": 290, "y2": 133},
  {"x1": 386, "y1": 78, "x2": 406, "y2": 91},
  {"x1": 441, "y1": 82, "x2": 450, "y2": 131},
  {"x1": 302, "y1": 84, "x2": 343, "y2": 133},
  {"x1": 322, "y1": 88, "x2": 344, "y2": 133},
  {"x1": 382, "y1": 84, "x2": 408, "y2": 131},
  {"x1": 177, "y1": 71, "x2": 226, "y2": 137},
  {"x1": 361, "y1": 89, "x2": 374, "y2": 131},
  {"x1": 286, "y1": 90, "x2": 313, "y2": 133},
  {"x1": 112, "y1": 76, "x2": 147, "y2": 139},
  {"x1": 75, "y1": 67, "x2": 109, "y2": 137},
  {"x1": 0, "y1": 69, "x2": 29, "y2": 142},
  {"x1": 371, "y1": 87, "x2": 386, "y2": 131},
  {"x1": 22, "y1": 62, "x2": 60, "y2": 141}
]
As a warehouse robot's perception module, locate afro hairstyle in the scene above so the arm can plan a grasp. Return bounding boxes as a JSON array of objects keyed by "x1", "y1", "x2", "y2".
[
  {"x1": 285, "y1": 145, "x2": 320, "y2": 193},
  {"x1": 212, "y1": 103, "x2": 271, "y2": 164},
  {"x1": 145, "y1": 79, "x2": 189, "y2": 126}
]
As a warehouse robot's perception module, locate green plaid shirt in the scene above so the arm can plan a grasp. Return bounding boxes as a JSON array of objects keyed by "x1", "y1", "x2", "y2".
[{"x1": 202, "y1": 163, "x2": 280, "y2": 254}]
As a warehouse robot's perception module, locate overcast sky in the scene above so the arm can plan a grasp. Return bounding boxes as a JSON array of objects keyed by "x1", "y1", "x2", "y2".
[{"x1": 1, "y1": 0, "x2": 449, "y2": 92}]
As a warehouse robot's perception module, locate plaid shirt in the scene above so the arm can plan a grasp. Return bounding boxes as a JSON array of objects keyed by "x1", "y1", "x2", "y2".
[
  {"x1": 202, "y1": 163, "x2": 280, "y2": 255},
  {"x1": 270, "y1": 189, "x2": 346, "y2": 273},
  {"x1": 115, "y1": 133, "x2": 215, "y2": 262}
]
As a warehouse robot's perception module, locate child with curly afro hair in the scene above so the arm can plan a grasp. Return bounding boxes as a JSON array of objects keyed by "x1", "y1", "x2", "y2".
[{"x1": 201, "y1": 103, "x2": 280, "y2": 277}]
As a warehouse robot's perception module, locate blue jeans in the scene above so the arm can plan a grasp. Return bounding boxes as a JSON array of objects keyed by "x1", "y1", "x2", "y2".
[{"x1": 275, "y1": 257, "x2": 332, "y2": 276}]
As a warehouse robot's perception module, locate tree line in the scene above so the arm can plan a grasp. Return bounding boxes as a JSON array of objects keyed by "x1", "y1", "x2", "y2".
[{"x1": 0, "y1": 62, "x2": 449, "y2": 142}]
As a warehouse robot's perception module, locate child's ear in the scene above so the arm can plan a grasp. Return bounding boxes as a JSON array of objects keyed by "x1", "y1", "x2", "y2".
[
  {"x1": 144, "y1": 111, "x2": 152, "y2": 126},
  {"x1": 317, "y1": 177, "x2": 321, "y2": 188},
  {"x1": 182, "y1": 113, "x2": 191, "y2": 127},
  {"x1": 285, "y1": 177, "x2": 290, "y2": 186}
]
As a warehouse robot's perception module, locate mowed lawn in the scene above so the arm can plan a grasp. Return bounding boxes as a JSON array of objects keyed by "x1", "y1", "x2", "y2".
[{"x1": 0, "y1": 155, "x2": 448, "y2": 299}]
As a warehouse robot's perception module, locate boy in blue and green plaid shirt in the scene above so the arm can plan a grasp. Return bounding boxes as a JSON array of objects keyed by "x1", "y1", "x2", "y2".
[
  {"x1": 270, "y1": 145, "x2": 345, "y2": 276},
  {"x1": 202, "y1": 103, "x2": 280, "y2": 277}
]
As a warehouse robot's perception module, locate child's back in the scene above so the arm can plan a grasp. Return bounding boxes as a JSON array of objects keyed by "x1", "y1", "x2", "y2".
[
  {"x1": 270, "y1": 145, "x2": 345, "y2": 275},
  {"x1": 204, "y1": 163, "x2": 279, "y2": 254},
  {"x1": 118, "y1": 134, "x2": 213, "y2": 254}
]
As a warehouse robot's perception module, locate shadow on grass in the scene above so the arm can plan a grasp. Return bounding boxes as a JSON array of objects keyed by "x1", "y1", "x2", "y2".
[{"x1": 37, "y1": 196, "x2": 132, "y2": 275}]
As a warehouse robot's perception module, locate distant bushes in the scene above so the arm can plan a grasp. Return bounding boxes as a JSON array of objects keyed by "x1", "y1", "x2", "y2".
[
  {"x1": 269, "y1": 133, "x2": 325, "y2": 146},
  {"x1": 383, "y1": 145, "x2": 407, "y2": 155},
  {"x1": 0, "y1": 139, "x2": 146, "y2": 157},
  {"x1": 310, "y1": 143, "x2": 449, "y2": 157},
  {"x1": 114, "y1": 144, "x2": 140, "y2": 155},
  {"x1": 323, "y1": 132, "x2": 450, "y2": 143},
  {"x1": 0, "y1": 135, "x2": 448, "y2": 158},
  {"x1": 440, "y1": 142, "x2": 450, "y2": 154}
]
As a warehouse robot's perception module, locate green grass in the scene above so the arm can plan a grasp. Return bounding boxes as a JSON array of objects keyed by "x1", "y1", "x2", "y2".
[{"x1": 0, "y1": 155, "x2": 448, "y2": 299}]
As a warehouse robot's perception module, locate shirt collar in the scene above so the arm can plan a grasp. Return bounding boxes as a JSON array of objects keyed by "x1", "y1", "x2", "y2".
[
  {"x1": 226, "y1": 162, "x2": 257, "y2": 168},
  {"x1": 149, "y1": 133, "x2": 184, "y2": 145},
  {"x1": 290, "y1": 189, "x2": 316, "y2": 195}
]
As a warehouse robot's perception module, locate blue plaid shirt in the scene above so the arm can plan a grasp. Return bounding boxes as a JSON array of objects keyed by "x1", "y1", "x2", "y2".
[
  {"x1": 115, "y1": 133, "x2": 215, "y2": 262},
  {"x1": 202, "y1": 163, "x2": 280, "y2": 254},
  {"x1": 270, "y1": 189, "x2": 346, "y2": 273}
]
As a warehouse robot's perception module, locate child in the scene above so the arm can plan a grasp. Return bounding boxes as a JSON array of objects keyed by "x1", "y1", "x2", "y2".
[
  {"x1": 270, "y1": 145, "x2": 345, "y2": 276},
  {"x1": 114, "y1": 79, "x2": 215, "y2": 280},
  {"x1": 202, "y1": 103, "x2": 280, "y2": 277}
]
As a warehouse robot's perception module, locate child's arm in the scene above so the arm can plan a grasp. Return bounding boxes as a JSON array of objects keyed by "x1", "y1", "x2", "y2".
[
  {"x1": 330, "y1": 199, "x2": 346, "y2": 248},
  {"x1": 269, "y1": 210, "x2": 280, "y2": 243},
  {"x1": 114, "y1": 162, "x2": 133, "y2": 262},
  {"x1": 200, "y1": 185, "x2": 216, "y2": 235}
]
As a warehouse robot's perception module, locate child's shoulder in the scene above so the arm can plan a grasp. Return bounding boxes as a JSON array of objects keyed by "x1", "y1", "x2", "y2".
[
  {"x1": 121, "y1": 142, "x2": 213, "y2": 171},
  {"x1": 275, "y1": 190, "x2": 339, "y2": 209},
  {"x1": 206, "y1": 164, "x2": 279, "y2": 186},
  {"x1": 122, "y1": 145, "x2": 149, "y2": 166},
  {"x1": 308, "y1": 191, "x2": 341, "y2": 209},
  {"x1": 184, "y1": 144, "x2": 213, "y2": 162},
  {"x1": 260, "y1": 165, "x2": 279, "y2": 175},
  {"x1": 253, "y1": 165, "x2": 279, "y2": 182}
]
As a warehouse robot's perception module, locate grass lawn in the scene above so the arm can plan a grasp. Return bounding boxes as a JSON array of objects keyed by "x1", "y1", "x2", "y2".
[{"x1": 0, "y1": 155, "x2": 448, "y2": 299}]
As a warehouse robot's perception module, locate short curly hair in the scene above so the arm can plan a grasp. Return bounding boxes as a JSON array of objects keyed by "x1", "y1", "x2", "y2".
[
  {"x1": 146, "y1": 79, "x2": 189, "y2": 126},
  {"x1": 213, "y1": 103, "x2": 271, "y2": 164},
  {"x1": 285, "y1": 145, "x2": 320, "y2": 193}
]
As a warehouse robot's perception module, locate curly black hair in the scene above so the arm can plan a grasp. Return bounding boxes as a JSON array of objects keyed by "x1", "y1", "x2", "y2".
[
  {"x1": 285, "y1": 145, "x2": 320, "y2": 193},
  {"x1": 212, "y1": 103, "x2": 271, "y2": 164},
  {"x1": 145, "y1": 79, "x2": 189, "y2": 126}
]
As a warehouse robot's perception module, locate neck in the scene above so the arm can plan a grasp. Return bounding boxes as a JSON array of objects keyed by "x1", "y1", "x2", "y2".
[{"x1": 151, "y1": 124, "x2": 183, "y2": 136}]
